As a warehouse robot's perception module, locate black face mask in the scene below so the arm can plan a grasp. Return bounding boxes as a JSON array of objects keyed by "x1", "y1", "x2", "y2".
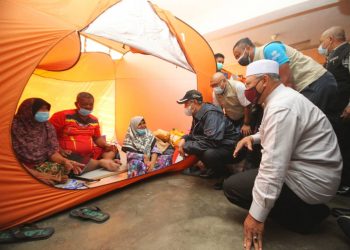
[{"x1": 237, "y1": 49, "x2": 251, "y2": 66}]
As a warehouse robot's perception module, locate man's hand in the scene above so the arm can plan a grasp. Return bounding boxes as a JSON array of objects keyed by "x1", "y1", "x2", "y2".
[
  {"x1": 243, "y1": 213, "x2": 264, "y2": 250},
  {"x1": 63, "y1": 159, "x2": 84, "y2": 175},
  {"x1": 178, "y1": 139, "x2": 186, "y2": 156},
  {"x1": 60, "y1": 148, "x2": 72, "y2": 157},
  {"x1": 241, "y1": 124, "x2": 252, "y2": 136},
  {"x1": 233, "y1": 136, "x2": 253, "y2": 158},
  {"x1": 341, "y1": 106, "x2": 350, "y2": 120}
]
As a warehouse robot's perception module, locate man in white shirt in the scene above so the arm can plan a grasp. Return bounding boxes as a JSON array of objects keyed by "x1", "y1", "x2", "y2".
[{"x1": 223, "y1": 59, "x2": 342, "y2": 250}]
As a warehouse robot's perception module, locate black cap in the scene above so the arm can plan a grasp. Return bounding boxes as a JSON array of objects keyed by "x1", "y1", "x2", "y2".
[{"x1": 177, "y1": 89, "x2": 203, "y2": 104}]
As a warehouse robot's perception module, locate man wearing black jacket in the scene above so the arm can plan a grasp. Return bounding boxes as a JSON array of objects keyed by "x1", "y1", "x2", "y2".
[
  {"x1": 319, "y1": 26, "x2": 350, "y2": 194},
  {"x1": 177, "y1": 90, "x2": 240, "y2": 189}
]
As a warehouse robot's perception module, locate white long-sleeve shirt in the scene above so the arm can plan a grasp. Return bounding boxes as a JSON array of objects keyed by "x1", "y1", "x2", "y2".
[{"x1": 249, "y1": 84, "x2": 342, "y2": 222}]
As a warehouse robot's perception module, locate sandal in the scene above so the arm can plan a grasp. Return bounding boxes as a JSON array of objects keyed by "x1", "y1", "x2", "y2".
[
  {"x1": 0, "y1": 224, "x2": 54, "y2": 243},
  {"x1": 70, "y1": 206, "x2": 109, "y2": 223}
]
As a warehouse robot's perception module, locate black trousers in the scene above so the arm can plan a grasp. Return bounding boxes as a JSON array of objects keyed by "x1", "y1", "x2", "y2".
[
  {"x1": 198, "y1": 145, "x2": 237, "y2": 177},
  {"x1": 331, "y1": 118, "x2": 350, "y2": 186},
  {"x1": 223, "y1": 169, "x2": 330, "y2": 234},
  {"x1": 300, "y1": 71, "x2": 337, "y2": 116}
]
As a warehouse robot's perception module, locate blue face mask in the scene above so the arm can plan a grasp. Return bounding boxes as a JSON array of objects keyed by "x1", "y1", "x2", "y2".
[
  {"x1": 136, "y1": 129, "x2": 146, "y2": 136},
  {"x1": 34, "y1": 111, "x2": 49, "y2": 122},
  {"x1": 318, "y1": 44, "x2": 328, "y2": 56},
  {"x1": 78, "y1": 108, "x2": 92, "y2": 116},
  {"x1": 216, "y1": 62, "x2": 223, "y2": 71}
]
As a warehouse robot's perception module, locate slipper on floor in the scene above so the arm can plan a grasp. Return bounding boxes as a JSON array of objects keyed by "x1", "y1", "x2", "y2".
[
  {"x1": 70, "y1": 206, "x2": 109, "y2": 223},
  {"x1": 0, "y1": 224, "x2": 54, "y2": 243},
  {"x1": 331, "y1": 207, "x2": 350, "y2": 218}
]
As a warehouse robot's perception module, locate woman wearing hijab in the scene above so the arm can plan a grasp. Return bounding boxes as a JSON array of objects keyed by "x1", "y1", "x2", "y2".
[
  {"x1": 12, "y1": 98, "x2": 83, "y2": 185},
  {"x1": 122, "y1": 116, "x2": 172, "y2": 178}
]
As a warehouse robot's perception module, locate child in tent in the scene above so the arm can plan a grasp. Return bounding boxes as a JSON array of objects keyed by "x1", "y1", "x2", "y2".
[
  {"x1": 11, "y1": 98, "x2": 84, "y2": 185},
  {"x1": 122, "y1": 116, "x2": 173, "y2": 178}
]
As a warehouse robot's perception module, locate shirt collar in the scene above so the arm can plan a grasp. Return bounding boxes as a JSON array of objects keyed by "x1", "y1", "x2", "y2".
[
  {"x1": 332, "y1": 42, "x2": 347, "y2": 52},
  {"x1": 264, "y1": 83, "x2": 284, "y2": 106}
]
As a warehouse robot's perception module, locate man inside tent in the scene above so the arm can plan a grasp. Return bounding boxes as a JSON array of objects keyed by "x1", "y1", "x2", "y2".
[
  {"x1": 232, "y1": 37, "x2": 337, "y2": 117},
  {"x1": 224, "y1": 60, "x2": 342, "y2": 249},
  {"x1": 50, "y1": 92, "x2": 121, "y2": 173},
  {"x1": 177, "y1": 90, "x2": 240, "y2": 189}
]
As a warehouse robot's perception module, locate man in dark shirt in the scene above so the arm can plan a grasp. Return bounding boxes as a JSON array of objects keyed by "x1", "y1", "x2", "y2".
[
  {"x1": 319, "y1": 26, "x2": 350, "y2": 194},
  {"x1": 177, "y1": 90, "x2": 240, "y2": 189}
]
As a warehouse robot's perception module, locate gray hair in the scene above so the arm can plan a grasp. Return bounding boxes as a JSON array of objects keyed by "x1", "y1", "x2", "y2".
[
  {"x1": 322, "y1": 26, "x2": 346, "y2": 42},
  {"x1": 255, "y1": 73, "x2": 280, "y2": 82}
]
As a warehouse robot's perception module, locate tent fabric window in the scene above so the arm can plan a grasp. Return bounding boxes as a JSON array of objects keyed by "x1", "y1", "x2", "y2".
[{"x1": 83, "y1": 0, "x2": 192, "y2": 71}]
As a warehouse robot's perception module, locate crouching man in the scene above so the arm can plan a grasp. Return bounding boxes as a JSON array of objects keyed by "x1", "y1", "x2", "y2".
[{"x1": 224, "y1": 60, "x2": 342, "y2": 249}]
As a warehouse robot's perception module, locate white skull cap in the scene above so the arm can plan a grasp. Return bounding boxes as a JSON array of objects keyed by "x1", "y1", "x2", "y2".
[{"x1": 246, "y1": 59, "x2": 279, "y2": 77}]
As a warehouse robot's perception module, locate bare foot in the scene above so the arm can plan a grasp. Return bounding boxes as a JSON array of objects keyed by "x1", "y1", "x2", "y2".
[{"x1": 99, "y1": 159, "x2": 121, "y2": 172}]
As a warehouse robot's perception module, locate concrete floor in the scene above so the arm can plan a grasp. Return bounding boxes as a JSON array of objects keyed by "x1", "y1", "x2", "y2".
[{"x1": 2, "y1": 173, "x2": 350, "y2": 250}]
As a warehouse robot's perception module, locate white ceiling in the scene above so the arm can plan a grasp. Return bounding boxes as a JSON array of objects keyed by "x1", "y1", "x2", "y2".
[
  {"x1": 152, "y1": 0, "x2": 309, "y2": 34},
  {"x1": 151, "y1": 0, "x2": 350, "y2": 67}
]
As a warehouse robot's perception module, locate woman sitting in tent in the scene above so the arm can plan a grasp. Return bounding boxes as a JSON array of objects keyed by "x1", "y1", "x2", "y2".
[
  {"x1": 12, "y1": 98, "x2": 84, "y2": 185},
  {"x1": 122, "y1": 116, "x2": 173, "y2": 178}
]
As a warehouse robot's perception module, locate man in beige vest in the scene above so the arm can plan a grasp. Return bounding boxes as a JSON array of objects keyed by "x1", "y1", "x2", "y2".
[
  {"x1": 232, "y1": 37, "x2": 337, "y2": 116},
  {"x1": 210, "y1": 72, "x2": 252, "y2": 136}
]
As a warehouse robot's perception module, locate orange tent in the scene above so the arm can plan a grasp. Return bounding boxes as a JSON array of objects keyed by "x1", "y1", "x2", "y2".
[{"x1": 0, "y1": 0, "x2": 215, "y2": 229}]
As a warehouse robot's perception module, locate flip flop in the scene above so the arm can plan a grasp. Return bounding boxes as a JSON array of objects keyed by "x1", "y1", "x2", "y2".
[
  {"x1": 0, "y1": 224, "x2": 54, "y2": 243},
  {"x1": 70, "y1": 206, "x2": 109, "y2": 223}
]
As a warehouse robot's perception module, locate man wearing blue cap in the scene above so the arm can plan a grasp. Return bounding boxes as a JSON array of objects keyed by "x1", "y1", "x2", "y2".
[{"x1": 223, "y1": 59, "x2": 342, "y2": 250}]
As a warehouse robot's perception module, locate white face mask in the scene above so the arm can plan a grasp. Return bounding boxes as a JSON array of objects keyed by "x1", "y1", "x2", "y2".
[
  {"x1": 214, "y1": 86, "x2": 224, "y2": 95},
  {"x1": 184, "y1": 103, "x2": 194, "y2": 116}
]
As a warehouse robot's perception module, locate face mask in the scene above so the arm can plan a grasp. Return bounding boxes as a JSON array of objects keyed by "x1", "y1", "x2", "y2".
[
  {"x1": 237, "y1": 48, "x2": 251, "y2": 66},
  {"x1": 318, "y1": 44, "x2": 328, "y2": 56},
  {"x1": 216, "y1": 62, "x2": 223, "y2": 71},
  {"x1": 34, "y1": 111, "x2": 49, "y2": 122},
  {"x1": 136, "y1": 129, "x2": 146, "y2": 136},
  {"x1": 184, "y1": 103, "x2": 194, "y2": 116},
  {"x1": 78, "y1": 108, "x2": 92, "y2": 116},
  {"x1": 244, "y1": 79, "x2": 264, "y2": 104},
  {"x1": 214, "y1": 86, "x2": 224, "y2": 95}
]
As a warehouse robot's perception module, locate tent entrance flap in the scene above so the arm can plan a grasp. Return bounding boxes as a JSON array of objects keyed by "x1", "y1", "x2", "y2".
[
  {"x1": 0, "y1": 0, "x2": 216, "y2": 230},
  {"x1": 83, "y1": 0, "x2": 192, "y2": 71}
]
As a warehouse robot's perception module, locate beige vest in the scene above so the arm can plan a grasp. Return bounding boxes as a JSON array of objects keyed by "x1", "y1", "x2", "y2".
[
  {"x1": 254, "y1": 42, "x2": 327, "y2": 92},
  {"x1": 215, "y1": 80, "x2": 244, "y2": 121}
]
